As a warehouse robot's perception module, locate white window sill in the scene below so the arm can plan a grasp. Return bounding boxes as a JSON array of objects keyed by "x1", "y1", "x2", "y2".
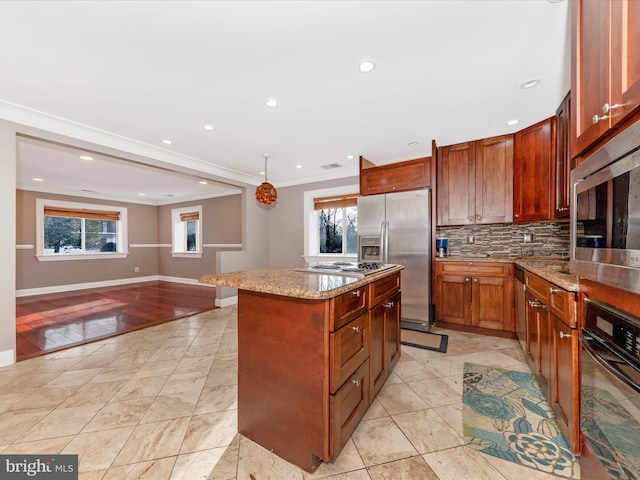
[
  {"x1": 172, "y1": 252, "x2": 203, "y2": 258},
  {"x1": 37, "y1": 252, "x2": 129, "y2": 262}
]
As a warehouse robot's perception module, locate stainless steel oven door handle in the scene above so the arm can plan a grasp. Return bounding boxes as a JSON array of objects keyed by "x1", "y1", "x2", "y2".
[{"x1": 580, "y1": 332, "x2": 640, "y2": 394}]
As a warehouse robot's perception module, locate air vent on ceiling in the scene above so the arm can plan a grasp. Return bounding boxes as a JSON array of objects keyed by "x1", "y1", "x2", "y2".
[
  {"x1": 81, "y1": 189, "x2": 100, "y2": 193},
  {"x1": 163, "y1": 194, "x2": 176, "y2": 197},
  {"x1": 320, "y1": 163, "x2": 343, "y2": 170}
]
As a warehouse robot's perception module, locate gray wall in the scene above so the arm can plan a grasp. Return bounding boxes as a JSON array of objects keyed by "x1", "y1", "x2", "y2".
[
  {"x1": 267, "y1": 176, "x2": 359, "y2": 267},
  {"x1": 16, "y1": 190, "x2": 243, "y2": 290},
  {"x1": 158, "y1": 194, "x2": 242, "y2": 278},
  {"x1": 0, "y1": 123, "x2": 16, "y2": 363}
]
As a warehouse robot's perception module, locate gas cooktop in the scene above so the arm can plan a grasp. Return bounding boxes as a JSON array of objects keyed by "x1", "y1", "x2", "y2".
[{"x1": 295, "y1": 261, "x2": 395, "y2": 277}]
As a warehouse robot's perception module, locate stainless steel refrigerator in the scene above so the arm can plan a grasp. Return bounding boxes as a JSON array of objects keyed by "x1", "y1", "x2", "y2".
[{"x1": 357, "y1": 189, "x2": 433, "y2": 328}]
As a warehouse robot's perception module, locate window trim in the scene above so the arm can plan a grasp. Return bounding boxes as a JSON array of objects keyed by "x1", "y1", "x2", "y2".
[
  {"x1": 36, "y1": 198, "x2": 129, "y2": 261},
  {"x1": 303, "y1": 184, "x2": 359, "y2": 263},
  {"x1": 171, "y1": 205, "x2": 203, "y2": 258}
]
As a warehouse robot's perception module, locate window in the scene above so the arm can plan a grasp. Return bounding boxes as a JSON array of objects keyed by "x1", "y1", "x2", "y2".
[
  {"x1": 315, "y1": 194, "x2": 358, "y2": 254},
  {"x1": 172, "y1": 206, "x2": 202, "y2": 257},
  {"x1": 36, "y1": 199, "x2": 128, "y2": 261}
]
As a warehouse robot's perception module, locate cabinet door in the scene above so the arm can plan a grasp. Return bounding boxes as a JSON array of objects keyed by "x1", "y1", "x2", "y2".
[
  {"x1": 524, "y1": 292, "x2": 540, "y2": 368},
  {"x1": 554, "y1": 93, "x2": 572, "y2": 218},
  {"x1": 369, "y1": 303, "x2": 386, "y2": 399},
  {"x1": 434, "y1": 274, "x2": 471, "y2": 325},
  {"x1": 437, "y1": 142, "x2": 476, "y2": 225},
  {"x1": 475, "y1": 135, "x2": 513, "y2": 224},
  {"x1": 538, "y1": 302, "x2": 551, "y2": 393},
  {"x1": 610, "y1": 0, "x2": 640, "y2": 130},
  {"x1": 471, "y1": 275, "x2": 514, "y2": 331},
  {"x1": 571, "y1": 0, "x2": 611, "y2": 157},
  {"x1": 384, "y1": 292, "x2": 401, "y2": 371},
  {"x1": 550, "y1": 314, "x2": 579, "y2": 452},
  {"x1": 514, "y1": 118, "x2": 553, "y2": 222}
]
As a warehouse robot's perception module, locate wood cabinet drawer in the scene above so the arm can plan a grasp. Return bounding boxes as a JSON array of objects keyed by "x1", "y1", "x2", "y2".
[
  {"x1": 549, "y1": 287, "x2": 576, "y2": 327},
  {"x1": 525, "y1": 271, "x2": 550, "y2": 303},
  {"x1": 332, "y1": 286, "x2": 368, "y2": 331},
  {"x1": 330, "y1": 314, "x2": 369, "y2": 393},
  {"x1": 369, "y1": 272, "x2": 400, "y2": 308},
  {"x1": 330, "y1": 359, "x2": 370, "y2": 458},
  {"x1": 436, "y1": 261, "x2": 511, "y2": 277},
  {"x1": 360, "y1": 156, "x2": 430, "y2": 196}
]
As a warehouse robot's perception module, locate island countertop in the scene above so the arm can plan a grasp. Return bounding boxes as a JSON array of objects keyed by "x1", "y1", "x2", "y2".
[{"x1": 199, "y1": 264, "x2": 404, "y2": 300}]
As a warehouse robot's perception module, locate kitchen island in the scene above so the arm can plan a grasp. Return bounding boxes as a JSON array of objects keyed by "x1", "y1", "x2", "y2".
[{"x1": 199, "y1": 265, "x2": 403, "y2": 472}]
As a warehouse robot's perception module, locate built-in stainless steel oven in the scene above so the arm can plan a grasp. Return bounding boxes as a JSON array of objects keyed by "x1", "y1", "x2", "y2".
[
  {"x1": 571, "y1": 118, "x2": 640, "y2": 295},
  {"x1": 580, "y1": 298, "x2": 640, "y2": 479}
]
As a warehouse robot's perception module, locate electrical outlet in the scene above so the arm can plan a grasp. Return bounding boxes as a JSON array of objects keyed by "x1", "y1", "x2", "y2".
[
  {"x1": 467, "y1": 234, "x2": 475, "y2": 244},
  {"x1": 523, "y1": 233, "x2": 533, "y2": 243},
  {"x1": 134, "y1": 266, "x2": 140, "y2": 272}
]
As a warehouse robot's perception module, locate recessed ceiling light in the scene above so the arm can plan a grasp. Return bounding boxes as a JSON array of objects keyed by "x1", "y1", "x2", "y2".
[
  {"x1": 359, "y1": 60, "x2": 376, "y2": 73},
  {"x1": 199, "y1": 180, "x2": 208, "y2": 185},
  {"x1": 203, "y1": 124, "x2": 214, "y2": 131},
  {"x1": 79, "y1": 155, "x2": 93, "y2": 161},
  {"x1": 265, "y1": 98, "x2": 278, "y2": 108},
  {"x1": 347, "y1": 155, "x2": 354, "y2": 159},
  {"x1": 506, "y1": 119, "x2": 520, "y2": 126},
  {"x1": 32, "y1": 177, "x2": 44, "y2": 182},
  {"x1": 408, "y1": 141, "x2": 419, "y2": 146},
  {"x1": 296, "y1": 165, "x2": 302, "y2": 169},
  {"x1": 162, "y1": 139, "x2": 172, "y2": 145},
  {"x1": 520, "y1": 78, "x2": 540, "y2": 89},
  {"x1": 138, "y1": 193, "x2": 146, "y2": 197}
]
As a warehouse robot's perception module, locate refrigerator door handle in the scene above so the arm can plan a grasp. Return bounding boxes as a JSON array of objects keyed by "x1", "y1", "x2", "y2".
[{"x1": 383, "y1": 220, "x2": 389, "y2": 264}]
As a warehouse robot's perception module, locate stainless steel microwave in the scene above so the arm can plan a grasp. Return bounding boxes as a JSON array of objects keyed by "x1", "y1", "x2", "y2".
[{"x1": 571, "y1": 119, "x2": 640, "y2": 295}]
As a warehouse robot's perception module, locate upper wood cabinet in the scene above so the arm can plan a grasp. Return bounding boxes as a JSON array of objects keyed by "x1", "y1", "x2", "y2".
[
  {"x1": 513, "y1": 117, "x2": 554, "y2": 222},
  {"x1": 553, "y1": 92, "x2": 572, "y2": 218},
  {"x1": 571, "y1": 0, "x2": 640, "y2": 158},
  {"x1": 437, "y1": 134, "x2": 513, "y2": 226},
  {"x1": 359, "y1": 156, "x2": 430, "y2": 196}
]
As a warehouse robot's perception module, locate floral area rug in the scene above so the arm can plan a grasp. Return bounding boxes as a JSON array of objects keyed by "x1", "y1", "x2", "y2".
[{"x1": 463, "y1": 363, "x2": 578, "y2": 478}]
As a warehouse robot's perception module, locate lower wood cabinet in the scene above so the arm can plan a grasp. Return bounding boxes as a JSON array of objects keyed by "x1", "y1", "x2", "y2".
[
  {"x1": 434, "y1": 261, "x2": 514, "y2": 334},
  {"x1": 523, "y1": 270, "x2": 579, "y2": 453},
  {"x1": 237, "y1": 271, "x2": 401, "y2": 473}
]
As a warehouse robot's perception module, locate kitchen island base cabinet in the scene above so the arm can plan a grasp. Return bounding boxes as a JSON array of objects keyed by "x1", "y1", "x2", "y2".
[{"x1": 236, "y1": 271, "x2": 401, "y2": 473}]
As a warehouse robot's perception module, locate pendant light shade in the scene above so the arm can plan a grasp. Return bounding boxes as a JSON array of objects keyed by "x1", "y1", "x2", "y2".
[{"x1": 255, "y1": 154, "x2": 278, "y2": 205}]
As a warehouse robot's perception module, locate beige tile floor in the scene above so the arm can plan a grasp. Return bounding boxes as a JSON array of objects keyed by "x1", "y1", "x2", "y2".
[{"x1": 0, "y1": 306, "x2": 580, "y2": 480}]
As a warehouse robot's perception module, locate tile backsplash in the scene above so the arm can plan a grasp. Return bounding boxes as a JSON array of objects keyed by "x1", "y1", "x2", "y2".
[{"x1": 436, "y1": 221, "x2": 570, "y2": 258}]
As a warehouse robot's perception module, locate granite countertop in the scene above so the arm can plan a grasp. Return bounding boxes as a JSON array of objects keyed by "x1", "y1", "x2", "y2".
[
  {"x1": 199, "y1": 265, "x2": 404, "y2": 300},
  {"x1": 436, "y1": 256, "x2": 578, "y2": 292}
]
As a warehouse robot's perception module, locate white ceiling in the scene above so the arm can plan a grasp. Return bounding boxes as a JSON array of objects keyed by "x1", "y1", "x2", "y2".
[{"x1": 2, "y1": 0, "x2": 571, "y2": 205}]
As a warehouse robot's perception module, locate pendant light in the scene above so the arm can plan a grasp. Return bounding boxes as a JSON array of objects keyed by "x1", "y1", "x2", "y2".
[{"x1": 255, "y1": 153, "x2": 278, "y2": 205}]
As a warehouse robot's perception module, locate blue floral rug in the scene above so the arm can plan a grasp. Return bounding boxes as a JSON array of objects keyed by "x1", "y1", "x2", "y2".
[{"x1": 463, "y1": 363, "x2": 578, "y2": 478}]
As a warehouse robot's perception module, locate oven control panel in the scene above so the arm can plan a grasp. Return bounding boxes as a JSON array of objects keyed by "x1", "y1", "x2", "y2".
[{"x1": 584, "y1": 298, "x2": 640, "y2": 363}]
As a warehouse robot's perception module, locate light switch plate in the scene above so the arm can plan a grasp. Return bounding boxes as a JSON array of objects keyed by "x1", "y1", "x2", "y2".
[{"x1": 523, "y1": 233, "x2": 533, "y2": 243}]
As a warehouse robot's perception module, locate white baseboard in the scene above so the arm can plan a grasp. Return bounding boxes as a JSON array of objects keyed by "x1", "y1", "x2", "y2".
[
  {"x1": 16, "y1": 275, "x2": 217, "y2": 297},
  {"x1": 0, "y1": 349, "x2": 15, "y2": 367},
  {"x1": 158, "y1": 275, "x2": 215, "y2": 287},
  {"x1": 216, "y1": 296, "x2": 238, "y2": 307}
]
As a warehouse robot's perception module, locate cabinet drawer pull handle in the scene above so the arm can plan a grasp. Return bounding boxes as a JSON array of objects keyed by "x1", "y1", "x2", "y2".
[
  {"x1": 476, "y1": 215, "x2": 481, "y2": 221},
  {"x1": 592, "y1": 113, "x2": 609, "y2": 124},
  {"x1": 465, "y1": 277, "x2": 471, "y2": 282},
  {"x1": 514, "y1": 214, "x2": 519, "y2": 218},
  {"x1": 352, "y1": 379, "x2": 361, "y2": 387},
  {"x1": 602, "y1": 102, "x2": 623, "y2": 115},
  {"x1": 352, "y1": 290, "x2": 361, "y2": 298},
  {"x1": 351, "y1": 325, "x2": 361, "y2": 333},
  {"x1": 549, "y1": 288, "x2": 562, "y2": 294},
  {"x1": 473, "y1": 278, "x2": 478, "y2": 282},
  {"x1": 559, "y1": 331, "x2": 571, "y2": 339},
  {"x1": 469, "y1": 216, "x2": 475, "y2": 222},
  {"x1": 384, "y1": 301, "x2": 395, "y2": 309},
  {"x1": 528, "y1": 300, "x2": 548, "y2": 309}
]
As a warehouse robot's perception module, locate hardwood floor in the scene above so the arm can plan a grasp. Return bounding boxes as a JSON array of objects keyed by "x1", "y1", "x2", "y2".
[{"x1": 15, "y1": 281, "x2": 217, "y2": 360}]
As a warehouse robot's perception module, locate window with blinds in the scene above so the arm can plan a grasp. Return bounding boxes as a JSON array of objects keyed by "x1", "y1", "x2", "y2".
[
  {"x1": 43, "y1": 204, "x2": 120, "y2": 254},
  {"x1": 172, "y1": 206, "x2": 202, "y2": 255},
  {"x1": 314, "y1": 193, "x2": 358, "y2": 254}
]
